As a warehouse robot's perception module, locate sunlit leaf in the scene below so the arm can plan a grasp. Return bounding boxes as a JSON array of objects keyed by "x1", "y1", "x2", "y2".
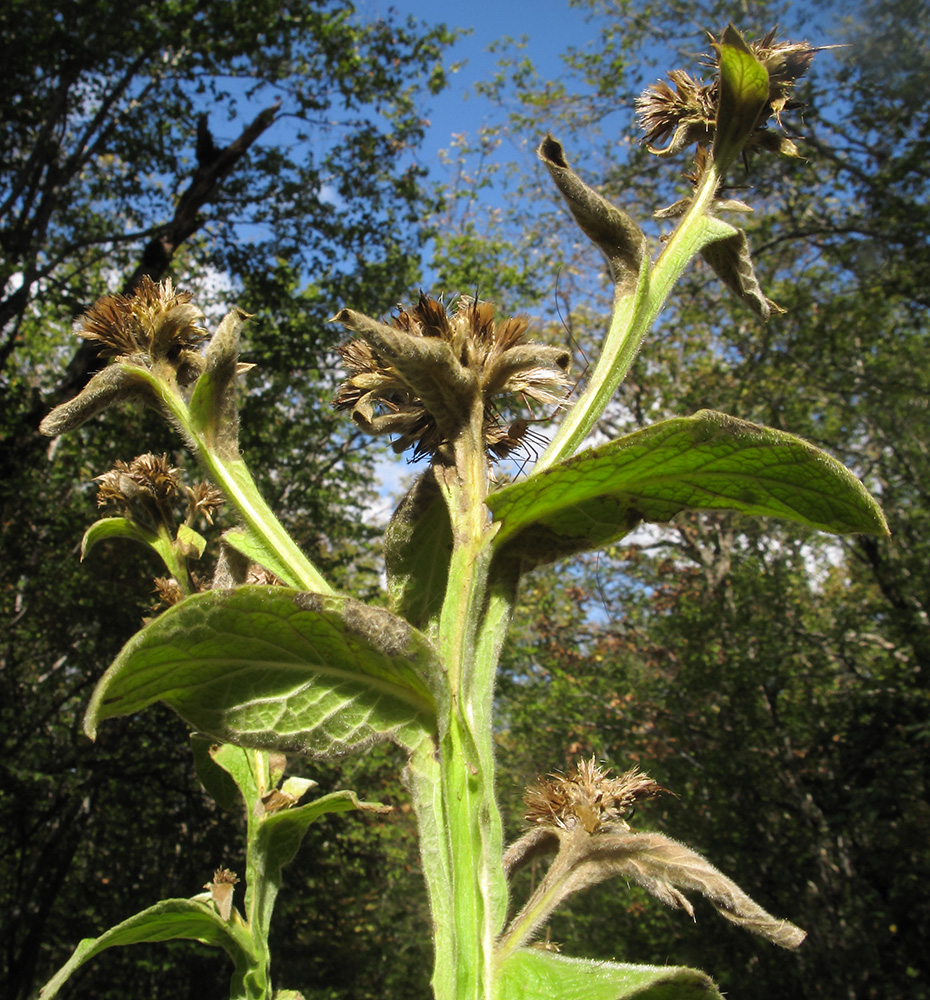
[
  {"x1": 714, "y1": 25, "x2": 770, "y2": 170},
  {"x1": 494, "y1": 949, "x2": 721, "y2": 1000},
  {"x1": 80, "y1": 516, "x2": 159, "y2": 560},
  {"x1": 85, "y1": 586, "x2": 442, "y2": 757},
  {"x1": 38, "y1": 898, "x2": 251, "y2": 1000},
  {"x1": 384, "y1": 470, "x2": 452, "y2": 633},
  {"x1": 488, "y1": 410, "x2": 888, "y2": 566}
]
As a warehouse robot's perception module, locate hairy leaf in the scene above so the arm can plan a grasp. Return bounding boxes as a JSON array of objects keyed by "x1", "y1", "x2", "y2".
[
  {"x1": 221, "y1": 526, "x2": 304, "y2": 589},
  {"x1": 494, "y1": 949, "x2": 721, "y2": 1000},
  {"x1": 701, "y1": 227, "x2": 782, "y2": 319},
  {"x1": 714, "y1": 25, "x2": 770, "y2": 171},
  {"x1": 384, "y1": 470, "x2": 453, "y2": 634},
  {"x1": 488, "y1": 410, "x2": 888, "y2": 566},
  {"x1": 538, "y1": 134, "x2": 647, "y2": 298},
  {"x1": 38, "y1": 898, "x2": 251, "y2": 1000},
  {"x1": 80, "y1": 517, "x2": 160, "y2": 560},
  {"x1": 85, "y1": 586, "x2": 442, "y2": 756}
]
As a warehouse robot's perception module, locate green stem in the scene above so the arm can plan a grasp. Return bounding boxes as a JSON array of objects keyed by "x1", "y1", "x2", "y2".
[
  {"x1": 152, "y1": 522, "x2": 195, "y2": 595},
  {"x1": 147, "y1": 375, "x2": 335, "y2": 595},
  {"x1": 425, "y1": 406, "x2": 510, "y2": 1000},
  {"x1": 243, "y1": 753, "x2": 273, "y2": 997},
  {"x1": 535, "y1": 160, "x2": 725, "y2": 473}
]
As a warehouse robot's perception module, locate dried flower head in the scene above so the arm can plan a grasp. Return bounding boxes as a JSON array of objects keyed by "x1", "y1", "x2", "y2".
[
  {"x1": 96, "y1": 453, "x2": 182, "y2": 513},
  {"x1": 636, "y1": 69, "x2": 717, "y2": 158},
  {"x1": 333, "y1": 293, "x2": 571, "y2": 463},
  {"x1": 204, "y1": 867, "x2": 239, "y2": 922},
  {"x1": 77, "y1": 275, "x2": 207, "y2": 370},
  {"x1": 524, "y1": 757, "x2": 664, "y2": 834},
  {"x1": 40, "y1": 278, "x2": 209, "y2": 438},
  {"x1": 636, "y1": 26, "x2": 815, "y2": 165},
  {"x1": 501, "y1": 756, "x2": 805, "y2": 956},
  {"x1": 153, "y1": 576, "x2": 185, "y2": 607},
  {"x1": 187, "y1": 481, "x2": 225, "y2": 525}
]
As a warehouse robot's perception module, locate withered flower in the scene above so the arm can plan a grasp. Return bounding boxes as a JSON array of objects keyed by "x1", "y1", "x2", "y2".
[
  {"x1": 524, "y1": 758, "x2": 663, "y2": 834},
  {"x1": 95, "y1": 454, "x2": 222, "y2": 538},
  {"x1": 499, "y1": 757, "x2": 805, "y2": 958},
  {"x1": 204, "y1": 867, "x2": 239, "y2": 922},
  {"x1": 77, "y1": 275, "x2": 207, "y2": 370},
  {"x1": 187, "y1": 481, "x2": 225, "y2": 525},
  {"x1": 333, "y1": 294, "x2": 571, "y2": 463},
  {"x1": 635, "y1": 26, "x2": 815, "y2": 165},
  {"x1": 96, "y1": 453, "x2": 182, "y2": 523},
  {"x1": 153, "y1": 576, "x2": 185, "y2": 607},
  {"x1": 636, "y1": 69, "x2": 717, "y2": 159},
  {"x1": 40, "y1": 277, "x2": 208, "y2": 437}
]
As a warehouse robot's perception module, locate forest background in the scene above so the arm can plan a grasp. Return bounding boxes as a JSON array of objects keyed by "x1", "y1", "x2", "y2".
[{"x1": 1, "y1": 0, "x2": 927, "y2": 998}]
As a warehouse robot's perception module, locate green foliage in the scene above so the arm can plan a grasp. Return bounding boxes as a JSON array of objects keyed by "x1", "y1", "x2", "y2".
[
  {"x1": 468, "y1": 3, "x2": 930, "y2": 997},
  {"x1": 488, "y1": 410, "x2": 886, "y2": 565}
]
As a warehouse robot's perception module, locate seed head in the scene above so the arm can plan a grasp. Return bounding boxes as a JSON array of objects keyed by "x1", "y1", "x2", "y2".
[
  {"x1": 77, "y1": 275, "x2": 207, "y2": 371},
  {"x1": 96, "y1": 453, "x2": 182, "y2": 512},
  {"x1": 524, "y1": 758, "x2": 664, "y2": 834},
  {"x1": 333, "y1": 294, "x2": 571, "y2": 463},
  {"x1": 636, "y1": 26, "x2": 815, "y2": 165}
]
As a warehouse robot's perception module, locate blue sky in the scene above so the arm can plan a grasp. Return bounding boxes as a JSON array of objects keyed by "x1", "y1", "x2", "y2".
[{"x1": 362, "y1": 0, "x2": 600, "y2": 165}]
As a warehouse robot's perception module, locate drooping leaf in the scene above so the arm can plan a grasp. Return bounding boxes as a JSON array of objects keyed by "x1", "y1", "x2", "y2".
[
  {"x1": 38, "y1": 898, "x2": 252, "y2": 1000},
  {"x1": 84, "y1": 586, "x2": 442, "y2": 757},
  {"x1": 80, "y1": 516, "x2": 160, "y2": 560},
  {"x1": 538, "y1": 134, "x2": 647, "y2": 298},
  {"x1": 384, "y1": 470, "x2": 453, "y2": 633},
  {"x1": 700, "y1": 227, "x2": 782, "y2": 319},
  {"x1": 488, "y1": 410, "x2": 888, "y2": 566},
  {"x1": 494, "y1": 949, "x2": 721, "y2": 1000},
  {"x1": 189, "y1": 309, "x2": 248, "y2": 459},
  {"x1": 260, "y1": 788, "x2": 391, "y2": 874}
]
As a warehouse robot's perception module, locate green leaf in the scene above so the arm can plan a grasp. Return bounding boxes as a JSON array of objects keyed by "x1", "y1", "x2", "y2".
[
  {"x1": 190, "y1": 734, "x2": 243, "y2": 812},
  {"x1": 713, "y1": 25, "x2": 770, "y2": 171},
  {"x1": 81, "y1": 516, "x2": 160, "y2": 560},
  {"x1": 488, "y1": 410, "x2": 888, "y2": 566},
  {"x1": 38, "y1": 898, "x2": 252, "y2": 1000},
  {"x1": 700, "y1": 225, "x2": 781, "y2": 320},
  {"x1": 176, "y1": 523, "x2": 206, "y2": 559},
  {"x1": 538, "y1": 134, "x2": 647, "y2": 298},
  {"x1": 221, "y1": 525, "x2": 304, "y2": 589},
  {"x1": 84, "y1": 586, "x2": 442, "y2": 756},
  {"x1": 260, "y1": 788, "x2": 391, "y2": 874},
  {"x1": 383, "y1": 470, "x2": 452, "y2": 633},
  {"x1": 189, "y1": 309, "x2": 247, "y2": 459},
  {"x1": 494, "y1": 949, "x2": 721, "y2": 1000}
]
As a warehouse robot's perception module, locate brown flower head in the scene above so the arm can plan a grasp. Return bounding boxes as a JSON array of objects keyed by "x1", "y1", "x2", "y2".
[
  {"x1": 96, "y1": 453, "x2": 182, "y2": 515},
  {"x1": 187, "y1": 481, "x2": 225, "y2": 525},
  {"x1": 153, "y1": 576, "x2": 185, "y2": 608},
  {"x1": 204, "y1": 867, "x2": 240, "y2": 922},
  {"x1": 524, "y1": 757, "x2": 664, "y2": 835},
  {"x1": 636, "y1": 26, "x2": 815, "y2": 165},
  {"x1": 77, "y1": 275, "x2": 207, "y2": 378},
  {"x1": 40, "y1": 278, "x2": 209, "y2": 438},
  {"x1": 636, "y1": 69, "x2": 717, "y2": 158},
  {"x1": 501, "y1": 757, "x2": 805, "y2": 957},
  {"x1": 333, "y1": 293, "x2": 572, "y2": 463},
  {"x1": 95, "y1": 454, "x2": 221, "y2": 536}
]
